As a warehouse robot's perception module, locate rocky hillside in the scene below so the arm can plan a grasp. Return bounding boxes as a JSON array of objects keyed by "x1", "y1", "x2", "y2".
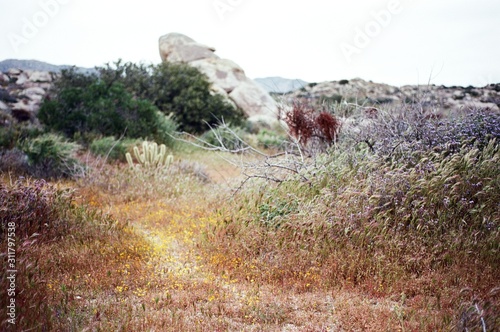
[
  {"x1": 285, "y1": 78, "x2": 500, "y2": 113},
  {"x1": 0, "y1": 59, "x2": 97, "y2": 125},
  {"x1": 0, "y1": 68, "x2": 55, "y2": 124}
]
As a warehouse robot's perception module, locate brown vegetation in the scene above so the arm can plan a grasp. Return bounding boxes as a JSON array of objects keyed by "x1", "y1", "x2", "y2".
[{"x1": 1, "y1": 103, "x2": 499, "y2": 331}]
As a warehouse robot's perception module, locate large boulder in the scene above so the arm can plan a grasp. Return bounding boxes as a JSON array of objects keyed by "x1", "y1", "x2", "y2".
[
  {"x1": 159, "y1": 33, "x2": 278, "y2": 123},
  {"x1": 159, "y1": 33, "x2": 218, "y2": 63}
]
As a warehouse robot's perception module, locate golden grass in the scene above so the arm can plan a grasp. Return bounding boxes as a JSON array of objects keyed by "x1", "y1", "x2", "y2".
[{"x1": 2, "y1": 146, "x2": 498, "y2": 331}]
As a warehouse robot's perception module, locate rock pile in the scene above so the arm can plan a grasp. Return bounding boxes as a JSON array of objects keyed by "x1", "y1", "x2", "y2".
[
  {"x1": 159, "y1": 33, "x2": 278, "y2": 123},
  {"x1": 0, "y1": 69, "x2": 55, "y2": 124},
  {"x1": 287, "y1": 78, "x2": 500, "y2": 113}
]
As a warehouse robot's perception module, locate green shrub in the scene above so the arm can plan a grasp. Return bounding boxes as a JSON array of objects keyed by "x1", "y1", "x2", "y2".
[
  {"x1": 38, "y1": 77, "x2": 162, "y2": 143},
  {"x1": 153, "y1": 111, "x2": 178, "y2": 147},
  {"x1": 256, "y1": 129, "x2": 287, "y2": 149},
  {"x1": 89, "y1": 136, "x2": 138, "y2": 162},
  {"x1": 97, "y1": 60, "x2": 245, "y2": 134},
  {"x1": 201, "y1": 126, "x2": 249, "y2": 151},
  {"x1": 19, "y1": 133, "x2": 81, "y2": 178},
  {"x1": 146, "y1": 62, "x2": 245, "y2": 134},
  {"x1": 0, "y1": 125, "x2": 16, "y2": 149},
  {"x1": 39, "y1": 61, "x2": 242, "y2": 139},
  {"x1": 0, "y1": 123, "x2": 44, "y2": 150}
]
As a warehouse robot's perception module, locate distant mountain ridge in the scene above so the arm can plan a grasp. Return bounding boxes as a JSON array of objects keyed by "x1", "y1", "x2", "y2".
[
  {"x1": 0, "y1": 59, "x2": 94, "y2": 74},
  {"x1": 254, "y1": 77, "x2": 307, "y2": 94}
]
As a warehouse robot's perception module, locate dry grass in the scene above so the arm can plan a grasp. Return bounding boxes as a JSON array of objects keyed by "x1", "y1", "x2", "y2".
[{"x1": 1, "y1": 135, "x2": 499, "y2": 331}]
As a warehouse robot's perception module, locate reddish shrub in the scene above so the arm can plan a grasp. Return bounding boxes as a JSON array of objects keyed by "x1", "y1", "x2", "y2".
[
  {"x1": 285, "y1": 102, "x2": 341, "y2": 152},
  {"x1": 284, "y1": 103, "x2": 315, "y2": 146},
  {"x1": 316, "y1": 111, "x2": 341, "y2": 143}
]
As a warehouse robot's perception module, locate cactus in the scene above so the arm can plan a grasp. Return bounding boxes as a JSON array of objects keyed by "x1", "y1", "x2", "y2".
[{"x1": 126, "y1": 141, "x2": 173, "y2": 172}]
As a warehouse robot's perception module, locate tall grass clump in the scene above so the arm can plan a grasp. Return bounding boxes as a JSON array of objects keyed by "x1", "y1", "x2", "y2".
[
  {"x1": 203, "y1": 106, "x2": 500, "y2": 329},
  {"x1": 0, "y1": 179, "x2": 70, "y2": 239},
  {"x1": 0, "y1": 177, "x2": 153, "y2": 331}
]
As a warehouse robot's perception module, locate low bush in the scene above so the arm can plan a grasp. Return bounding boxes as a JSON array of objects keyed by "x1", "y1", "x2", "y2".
[
  {"x1": 0, "y1": 123, "x2": 44, "y2": 150},
  {"x1": 153, "y1": 111, "x2": 178, "y2": 147},
  {"x1": 0, "y1": 148, "x2": 28, "y2": 172},
  {"x1": 256, "y1": 128, "x2": 288, "y2": 150},
  {"x1": 0, "y1": 123, "x2": 16, "y2": 149},
  {"x1": 19, "y1": 133, "x2": 81, "y2": 178},
  {"x1": 38, "y1": 78, "x2": 163, "y2": 144},
  {"x1": 201, "y1": 126, "x2": 249, "y2": 151},
  {"x1": 342, "y1": 106, "x2": 500, "y2": 164},
  {"x1": 90, "y1": 136, "x2": 138, "y2": 162}
]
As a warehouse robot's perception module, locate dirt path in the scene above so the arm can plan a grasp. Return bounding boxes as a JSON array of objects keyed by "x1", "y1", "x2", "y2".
[
  {"x1": 112, "y1": 178, "x2": 401, "y2": 331},
  {"x1": 127, "y1": 201, "x2": 342, "y2": 331},
  {"x1": 77, "y1": 157, "x2": 403, "y2": 331}
]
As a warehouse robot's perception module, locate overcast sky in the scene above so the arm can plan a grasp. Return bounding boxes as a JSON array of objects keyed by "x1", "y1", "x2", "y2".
[{"x1": 1, "y1": 0, "x2": 499, "y2": 86}]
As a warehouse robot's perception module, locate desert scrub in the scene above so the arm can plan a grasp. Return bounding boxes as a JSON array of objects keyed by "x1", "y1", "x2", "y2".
[
  {"x1": 77, "y1": 146, "x2": 207, "y2": 204},
  {"x1": 38, "y1": 67, "x2": 177, "y2": 146},
  {"x1": 46, "y1": 60, "x2": 244, "y2": 135},
  {"x1": 256, "y1": 128, "x2": 288, "y2": 150},
  {"x1": 0, "y1": 177, "x2": 141, "y2": 331},
  {"x1": 201, "y1": 126, "x2": 249, "y2": 151},
  {"x1": 340, "y1": 106, "x2": 500, "y2": 164},
  {"x1": 90, "y1": 136, "x2": 138, "y2": 162},
  {"x1": 19, "y1": 133, "x2": 81, "y2": 178},
  {"x1": 0, "y1": 178, "x2": 69, "y2": 239},
  {"x1": 203, "y1": 139, "x2": 499, "y2": 329}
]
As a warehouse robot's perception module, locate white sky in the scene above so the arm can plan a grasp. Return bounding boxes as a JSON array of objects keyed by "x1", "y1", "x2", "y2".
[{"x1": 1, "y1": 0, "x2": 499, "y2": 86}]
